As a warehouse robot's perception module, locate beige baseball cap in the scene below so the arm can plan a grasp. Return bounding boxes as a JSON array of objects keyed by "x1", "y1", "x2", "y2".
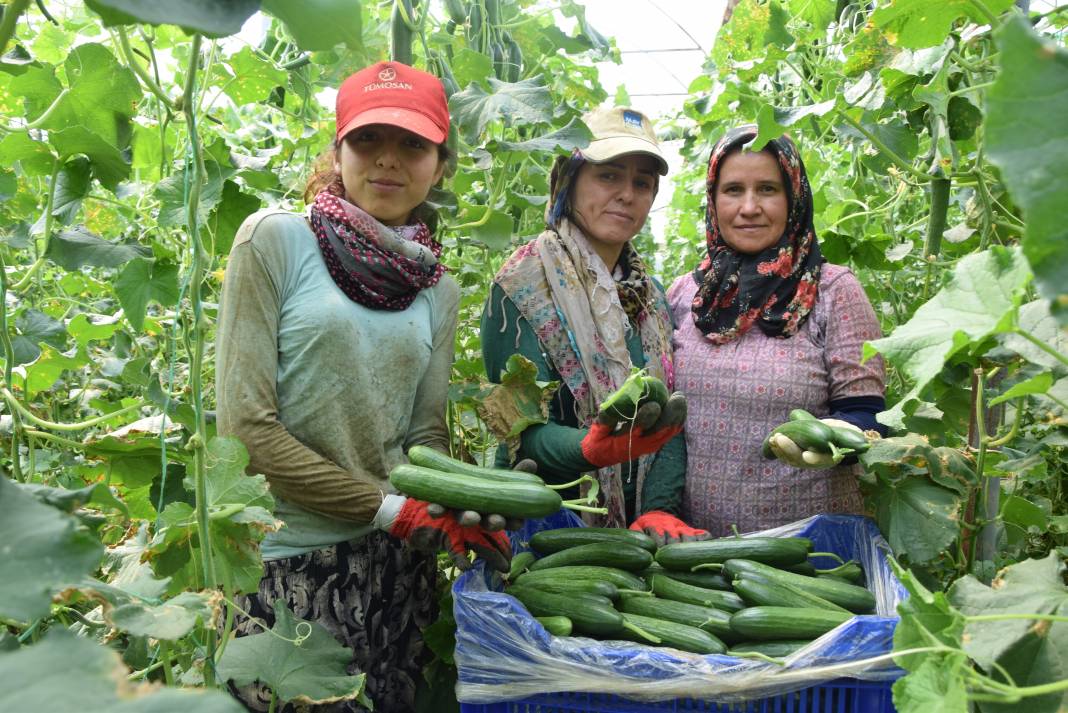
[{"x1": 581, "y1": 106, "x2": 669, "y2": 176}]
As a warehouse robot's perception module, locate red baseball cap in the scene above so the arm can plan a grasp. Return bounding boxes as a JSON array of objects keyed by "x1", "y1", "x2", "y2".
[{"x1": 335, "y1": 61, "x2": 449, "y2": 144}]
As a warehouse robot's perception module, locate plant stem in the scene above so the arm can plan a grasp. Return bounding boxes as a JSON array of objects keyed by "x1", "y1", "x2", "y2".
[
  {"x1": 0, "y1": 88, "x2": 69, "y2": 133},
  {"x1": 1013, "y1": 328, "x2": 1068, "y2": 369},
  {"x1": 985, "y1": 398, "x2": 1022, "y2": 448},
  {"x1": 0, "y1": 0, "x2": 31, "y2": 57},
  {"x1": 11, "y1": 157, "x2": 62, "y2": 293},
  {"x1": 158, "y1": 640, "x2": 176, "y2": 686},
  {"x1": 0, "y1": 254, "x2": 25, "y2": 483},
  {"x1": 23, "y1": 428, "x2": 85, "y2": 450},
  {"x1": 1, "y1": 389, "x2": 143, "y2": 431},
  {"x1": 181, "y1": 32, "x2": 218, "y2": 688},
  {"x1": 966, "y1": 613, "x2": 1068, "y2": 624},
  {"x1": 115, "y1": 27, "x2": 178, "y2": 111}
]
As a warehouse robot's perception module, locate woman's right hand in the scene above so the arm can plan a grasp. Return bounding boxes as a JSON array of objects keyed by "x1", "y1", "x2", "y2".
[
  {"x1": 388, "y1": 497, "x2": 512, "y2": 572},
  {"x1": 580, "y1": 392, "x2": 687, "y2": 468}
]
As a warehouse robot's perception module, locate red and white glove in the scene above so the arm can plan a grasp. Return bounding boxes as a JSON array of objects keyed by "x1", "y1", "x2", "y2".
[
  {"x1": 630, "y1": 510, "x2": 709, "y2": 546},
  {"x1": 380, "y1": 497, "x2": 511, "y2": 572},
  {"x1": 580, "y1": 393, "x2": 687, "y2": 469}
]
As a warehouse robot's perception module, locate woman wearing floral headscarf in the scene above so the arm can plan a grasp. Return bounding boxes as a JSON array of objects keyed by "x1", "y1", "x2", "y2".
[
  {"x1": 667, "y1": 126, "x2": 887, "y2": 536},
  {"x1": 481, "y1": 107, "x2": 707, "y2": 544}
]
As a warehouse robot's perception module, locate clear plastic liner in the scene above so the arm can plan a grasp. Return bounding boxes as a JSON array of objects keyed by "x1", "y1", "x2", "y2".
[{"x1": 453, "y1": 511, "x2": 907, "y2": 704}]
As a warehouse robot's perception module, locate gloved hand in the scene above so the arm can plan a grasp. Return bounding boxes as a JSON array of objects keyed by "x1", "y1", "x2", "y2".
[
  {"x1": 768, "y1": 418, "x2": 862, "y2": 469},
  {"x1": 581, "y1": 392, "x2": 687, "y2": 468},
  {"x1": 426, "y1": 458, "x2": 538, "y2": 532},
  {"x1": 387, "y1": 497, "x2": 511, "y2": 572},
  {"x1": 630, "y1": 510, "x2": 709, "y2": 546}
]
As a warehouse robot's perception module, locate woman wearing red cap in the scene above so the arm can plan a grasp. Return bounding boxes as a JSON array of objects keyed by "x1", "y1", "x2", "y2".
[
  {"x1": 216, "y1": 62, "x2": 505, "y2": 712},
  {"x1": 481, "y1": 107, "x2": 709, "y2": 545}
]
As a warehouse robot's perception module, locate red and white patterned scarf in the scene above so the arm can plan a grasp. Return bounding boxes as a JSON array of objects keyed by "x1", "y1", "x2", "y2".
[
  {"x1": 310, "y1": 181, "x2": 445, "y2": 311},
  {"x1": 691, "y1": 126, "x2": 823, "y2": 343}
]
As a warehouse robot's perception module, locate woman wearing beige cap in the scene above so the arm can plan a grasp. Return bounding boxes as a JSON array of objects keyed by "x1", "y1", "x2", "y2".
[
  {"x1": 216, "y1": 61, "x2": 509, "y2": 712},
  {"x1": 481, "y1": 107, "x2": 709, "y2": 544}
]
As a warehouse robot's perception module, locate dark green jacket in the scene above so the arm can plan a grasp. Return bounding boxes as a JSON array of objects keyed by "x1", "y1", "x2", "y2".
[{"x1": 481, "y1": 282, "x2": 686, "y2": 524}]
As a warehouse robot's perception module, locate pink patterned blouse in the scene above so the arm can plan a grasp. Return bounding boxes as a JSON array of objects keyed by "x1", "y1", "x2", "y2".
[{"x1": 668, "y1": 264, "x2": 886, "y2": 536}]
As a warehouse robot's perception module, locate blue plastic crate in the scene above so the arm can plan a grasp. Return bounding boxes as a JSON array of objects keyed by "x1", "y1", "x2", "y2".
[{"x1": 458, "y1": 677, "x2": 895, "y2": 713}]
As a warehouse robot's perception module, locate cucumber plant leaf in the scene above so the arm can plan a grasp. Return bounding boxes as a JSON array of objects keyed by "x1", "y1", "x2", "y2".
[
  {"x1": 218, "y1": 47, "x2": 287, "y2": 106},
  {"x1": 49, "y1": 156, "x2": 92, "y2": 226},
  {"x1": 216, "y1": 600, "x2": 371, "y2": 707},
  {"x1": 949, "y1": 554, "x2": 1068, "y2": 713},
  {"x1": 114, "y1": 257, "x2": 180, "y2": 331},
  {"x1": 450, "y1": 77, "x2": 554, "y2": 143},
  {"x1": 147, "y1": 437, "x2": 276, "y2": 595},
  {"x1": 865, "y1": 246, "x2": 1031, "y2": 425},
  {"x1": 474, "y1": 354, "x2": 559, "y2": 456},
  {"x1": 496, "y1": 116, "x2": 592, "y2": 153},
  {"x1": 261, "y1": 0, "x2": 364, "y2": 51},
  {"x1": 872, "y1": 0, "x2": 1015, "y2": 50},
  {"x1": 11, "y1": 307, "x2": 66, "y2": 365},
  {"x1": 0, "y1": 629, "x2": 244, "y2": 712},
  {"x1": 84, "y1": 0, "x2": 259, "y2": 36},
  {"x1": 0, "y1": 477, "x2": 104, "y2": 623},
  {"x1": 986, "y1": 16, "x2": 1068, "y2": 319},
  {"x1": 869, "y1": 475, "x2": 962, "y2": 565},
  {"x1": 46, "y1": 225, "x2": 151, "y2": 270},
  {"x1": 49, "y1": 126, "x2": 130, "y2": 191},
  {"x1": 1002, "y1": 300, "x2": 1068, "y2": 372}
]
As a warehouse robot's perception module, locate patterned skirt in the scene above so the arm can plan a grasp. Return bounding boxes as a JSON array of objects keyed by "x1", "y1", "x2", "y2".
[{"x1": 227, "y1": 531, "x2": 439, "y2": 713}]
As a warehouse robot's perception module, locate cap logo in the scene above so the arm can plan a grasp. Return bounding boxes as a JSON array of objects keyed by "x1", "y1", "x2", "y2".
[
  {"x1": 379, "y1": 67, "x2": 397, "y2": 81},
  {"x1": 623, "y1": 110, "x2": 643, "y2": 129}
]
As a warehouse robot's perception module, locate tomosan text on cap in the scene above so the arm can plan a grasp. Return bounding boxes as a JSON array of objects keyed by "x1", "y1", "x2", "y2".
[{"x1": 335, "y1": 62, "x2": 449, "y2": 144}]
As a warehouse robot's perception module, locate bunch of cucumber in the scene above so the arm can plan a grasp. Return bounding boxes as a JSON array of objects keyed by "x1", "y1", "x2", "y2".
[
  {"x1": 502, "y1": 527, "x2": 875, "y2": 660},
  {"x1": 598, "y1": 369, "x2": 670, "y2": 422},
  {"x1": 390, "y1": 446, "x2": 608, "y2": 523},
  {"x1": 761, "y1": 409, "x2": 872, "y2": 465}
]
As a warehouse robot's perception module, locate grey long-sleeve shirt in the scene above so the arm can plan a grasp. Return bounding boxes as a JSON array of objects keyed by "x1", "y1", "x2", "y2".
[{"x1": 216, "y1": 210, "x2": 458, "y2": 559}]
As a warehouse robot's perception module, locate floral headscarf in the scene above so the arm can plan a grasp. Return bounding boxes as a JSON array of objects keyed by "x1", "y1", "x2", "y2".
[{"x1": 690, "y1": 126, "x2": 823, "y2": 343}]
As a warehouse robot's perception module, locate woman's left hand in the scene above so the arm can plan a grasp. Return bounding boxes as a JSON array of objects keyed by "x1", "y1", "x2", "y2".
[{"x1": 629, "y1": 510, "x2": 709, "y2": 546}]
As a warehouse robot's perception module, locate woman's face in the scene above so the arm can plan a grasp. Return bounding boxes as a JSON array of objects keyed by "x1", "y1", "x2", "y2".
[
  {"x1": 713, "y1": 149, "x2": 789, "y2": 255},
  {"x1": 335, "y1": 124, "x2": 444, "y2": 226},
  {"x1": 571, "y1": 154, "x2": 659, "y2": 255}
]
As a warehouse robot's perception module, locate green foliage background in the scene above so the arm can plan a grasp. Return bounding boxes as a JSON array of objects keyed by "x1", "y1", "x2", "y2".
[{"x1": 0, "y1": 0, "x2": 1067, "y2": 711}]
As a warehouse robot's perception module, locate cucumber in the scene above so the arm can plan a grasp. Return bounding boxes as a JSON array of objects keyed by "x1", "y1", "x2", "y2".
[
  {"x1": 729, "y1": 606, "x2": 851, "y2": 641},
  {"x1": 443, "y1": 0, "x2": 467, "y2": 24},
  {"x1": 649, "y1": 575, "x2": 745, "y2": 613},
  {"x1": 783, "y1": 560, "x2": 817, "y2": 576},
  {"x1": 829, "y1": 426, "x2": 871, "y2": 454},
  {"x1": 514, "y1": 565, "x2": 647, "y2": 592},
  {"x1": 389, "y1": 0, "x2": 414, "y2": 65},
  {"x1": 761, "y1": 420, "x2": 837, "y2": 458},
  {"x1": 508, "y1": 586, "x2": 623, "y2": 637},
  {"x1": 722, "y1": 559, "x2": 876, "y2": 614},
  {"x1": 729, "y1": 640, "x2": 812, "y2": 657},
  {"x1": 817, "y1": 561, "x2": 865, "y2": 585},
  {"x1": 617, "y1": 612, "x2": 726, "y2": 655},
  {"x1": 789, "y1": 409, "x2": 818, "y2": 421},
  {"x1": 732, "y1": 573, "x2": 850, "y2": 614},
  {"x1": 643, "y1": 567, "x2": 732, "y2": 591},
  {"x1": 509, "y1": 578, "x2": 619, "y2": 601},
  {"x1": 389, "y1": 464, "x2": 562, "y2": 519},
  {"x1": 528, "y1": 542, "x2": 654, "y2": 573},
  {"x1": 536, "y1": 615, "x2": 572, "y2": 637},
  {"x1": 655, "y1": 537, "x2": 811, "y2": 570},
  {"x1": 510, "y1": 587, "x2": 613, "y2": 610},
  {"x1": 506, "y1": 551, "x2": 536, "y2": 581},
  {"x1": 617, "y1": 594, "x2": 734, "y2": 641},
  {"x1": 530, "y1": 527, "x2": 656, "y2": 554},
  {"x1": 407, "y1": 445, "x2": 544, "y2": 485},
  {"x1": 599, "y1": 371, "x2": 669, "y2": 421}
]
